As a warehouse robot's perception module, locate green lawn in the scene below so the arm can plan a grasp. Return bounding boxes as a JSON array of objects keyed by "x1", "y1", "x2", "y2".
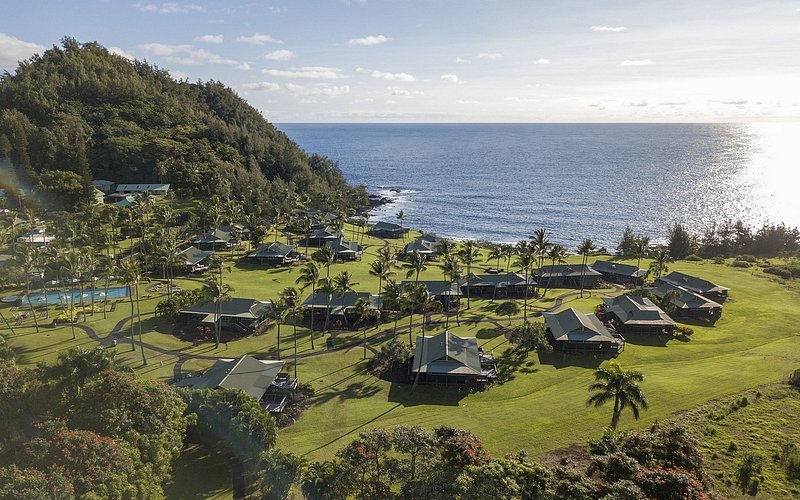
[{"x1": 3, "y1": 227, "x2": 800, "y2": 498}]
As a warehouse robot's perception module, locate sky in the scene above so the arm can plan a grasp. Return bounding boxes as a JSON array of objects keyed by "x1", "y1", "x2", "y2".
[{"x1": 1, "y1": 0, "x2": 799, "y2": 122}]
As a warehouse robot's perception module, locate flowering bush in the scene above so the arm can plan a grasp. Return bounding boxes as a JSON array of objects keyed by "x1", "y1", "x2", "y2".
[{"x1": 634, "y1": 466, "x2": 707, "y2": 499}]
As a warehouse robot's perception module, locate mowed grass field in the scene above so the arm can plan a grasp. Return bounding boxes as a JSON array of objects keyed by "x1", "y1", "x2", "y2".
[{"x1": 3, "y1": 225, "x2": 800, "y2": 497}]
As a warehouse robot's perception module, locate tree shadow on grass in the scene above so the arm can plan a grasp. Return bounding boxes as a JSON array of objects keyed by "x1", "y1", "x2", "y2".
[
  {"x1": 495, "y1": 348, "x2": 539, "y2": 385},
  {"x1": 538, "y1": 351, "x2": 606, "y2": 370},
  {"x1": 622, "y1": 333, "x2": 673, "y2": 347},
  {"x1": 476, "y1": 327, "x2": 504, "y2": 339},
  {"x1": 387, "y1": 382, "x2": 468, "y2": 407}
]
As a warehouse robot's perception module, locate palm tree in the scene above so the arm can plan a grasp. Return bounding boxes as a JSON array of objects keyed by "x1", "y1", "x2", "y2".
[
  {"x1": 383, "y1": 280, "x2": 405, "y2": 334},
  {"x1": 377, "y1": 246, "x2": 398, "y2": 268},
  {"x1": 369, "y1": 258, "x2": 394, "y2": 297},
  {"x1": 353, "y1": 297, "x2": 378, "y2": 359},
  {"x1": 586, "y1": 362, "x2": 649, "y2": 430},
  {"x1": 403, "y1": 250, "x2": 428, "y2": 284},
  {"x1": 201, "y1": 276, "x2": 234, "y2": 349},
  {"x1": 530, "y1": 228, "x2": 551, "y2": 294},
  {"x1": 577, "y1": 239, "x2": 596, "y2": 298},
  {"x1": 313, "y1": 246, "x2": 335, "y2": 280},
  {"x1": 295, "y1": 262, "x2": 320, "y2": 348},
  {"x1": 634, "y1": 235, "x2": 650, "y2": 270},
  {"x1": 280, "y1": 287, "x2": 301, "y2": 379},
  {"x1": 332, "y1": 271, "x2": 358, "y2": 329},
  {"x1": 268, "y1": 298, "x2": 286, "y2": 360},
  {"x1": 97, "y1": 254, "x2": 116, "y2": 320},
  {"x1": 487, "y1": 246, "x2": 505, "y2": 270},
  {"x1": 434, "y1": 238, "x2": 456, "y2": 259},
  {"x1": 316, "y1": 277, "x2": 335, "y2": 335},
  {"x1": 542, "y1": 244, "x2": 567, "y2": 298},
  {"x1": 457, "y1": 241, "x2": 480, "y2": 309},
  {"x1": 118, "y1": 258, "x2": 147, "y2": 365},
  {"x1": 14, "y1": 245, "x2": 40, "y2": 333},
  {"x1": 440, "y1": 255, "x2": 462, "y2": 328},
  {"x1": 501, "y1": 244, "x2": 515, "y2": 273},
  {"x1": 396, "y1": 210, "x2": 406, "y2": 240},
  {"x1": 404, "y1": 283, "x2": 427, "y2": 346},
  {"x1": 649, "y1": 247, "x2": 670, "y2": 279},
  {"x1": 513, "y1": 244, "x2": 534, "y2": 321}
]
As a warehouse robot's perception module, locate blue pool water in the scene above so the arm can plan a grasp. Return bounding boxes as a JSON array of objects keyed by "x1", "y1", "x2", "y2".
[{"x1": 18, "y1": 285, "x2": 131, "y2": 305}]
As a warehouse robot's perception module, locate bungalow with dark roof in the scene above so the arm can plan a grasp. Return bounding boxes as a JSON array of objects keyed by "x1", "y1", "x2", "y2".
[
  {"x1": 401, "y1": 280, "x2": 462, "y2": 311},
  {"x1": 411, "y1": 331, "x2": 496, "y2": 385},
  {"x1": 174, "y1": 354, "x2": 297, "y2": 413},
  {"x1": 460, "y1": 272, "x2": 536, "y2": 299},
  {"x1": 649, "y1": 282, "x2": 723, "y2": 324},
  {"x1": 655, "y1": 271, "x2": 729, "y2": 303},
  {"x1": 591, "y1": 260, "x2": 649, "y2": 286},
  {"x1": 177, "y1": 245, "x2": 214, "y2": 273},
  {"x1": 179, "y1": 298, "x2": 272, "y2": 335},
  {"x1": 91, "y1": 179, "x2": 115, "y2": 193},
  {"x1": 193, "y1": 227, "x2": 233, "y2": 251},
  {"x1": 537, "y1": 264, "x2": 602, "y2": 289},
  {"x1": 544, "y1": 307, "x2": 624, "y2": 354},
  {"x1": 115, "y1": 183, "x2": 170, "y2": 195},
  {"x1": 602, "y1": 295, "x2": 677, "y2": 335},
  {"x1": 245, "y1": 242, "x2": 301, "y2": 266},
  {"x1": 305, "y1": 226, "x2": 342, "y2": 247},
  {"x1": 302, "y1": 291, "x2": 382, "y2": 329},
  {"x1": 402, "y1": 234, "x2": 441, "y2": 259},
  {"x1": 325, "y1": 235, "x2": 363, "y2": 261},
  {"x1": 370, "y1": 221, "x2": 408, "y2": 239}
]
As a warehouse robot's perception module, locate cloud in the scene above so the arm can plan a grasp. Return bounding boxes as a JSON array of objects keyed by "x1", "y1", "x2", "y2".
[
  {"x1": 0, "y1": 33, "x2": 45, "y2": 69},
  {"x1": 620, "y1": 59, "x2": 653, "y2": 66},
  {"x1": 262, "y1": 66, "x2": 345, "y2": 79},
  {"x1": 503, "y1": 97, "x2": 539, "y2": 103},
  {"x1": 357, "y1": 67, "x2": 415, "y2": 81},
  {"x1": 263, "y1": 49, "x2": 295, "y2": 61},
  {"x1": 348, "y1": 35, "x2": 391, "y2": 46},
  {"x1": 718, "y1": 99, "x2": 748, "y2": 105},
  {"x1": 194, "y1": 34, "x2": 223, "y2": 44},
  {"x1": 170, "y1": 70, "x2": 188, "y2": 80},
  {"x1": 287, "y1": 83, "x2": 350, "y2": 96},
  {"x1": 391, "y1": 88, "x2": 410, "y2": 96},
  {"x1": 588, "y1": 103, "x2": 604, "y2": 108},
  {"x1": 235, "y1": 63, "x2": 251, "y2": 70},
  {"x1": 659, "y1": 101, "x2": 687, "y2": 106},
  {"x1": 478, "y1": 52, "x2": 502, "y2": 60},
  {"x1": 242, "y1": 81, "x2": 281, "y2": 91},
  {"x1": 109, "y1": 46, "x2": 136, "y2": 61},
  {"x1": 590, "y1": 26, "x2": 627, "y2": 33},
  {"x1": 236, "y1": 33, "x2": 282, "y2": 45},
  {"x1": 533, "y1": 58, "x2": 550, "y2": 65},
  {"x1": 455, "y1": 57, "x2": 471, "y2": 64},
  {"x1": 625, "y1": 101, "x2": 649, "y2": 107},
  {"x1": 457, "y1": 99, "x2": 480, "y2": 104},
  {"x1": 440, "y1": 73, "x2": 459, "y2": 83},
  {"x1": 137, "y1": 43, "x2": 240, "y2": 65},
  {"x1": 134, "y1": 2, "x2": 203, "y2": 13}
]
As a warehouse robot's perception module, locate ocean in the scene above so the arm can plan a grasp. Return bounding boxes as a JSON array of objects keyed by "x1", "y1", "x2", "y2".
[{"x1": 279, "y1": 123, "x2": 800, "y2": 250}]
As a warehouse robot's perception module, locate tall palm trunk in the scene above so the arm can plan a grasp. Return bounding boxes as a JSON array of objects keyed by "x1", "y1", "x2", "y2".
[
  {"x1": 103, "y1": 274, "x2": 110, "y2": 319},
  {"x1": 408, "y1": 307, "x2": 414, "y2": 346},
  {"x1": 579, "y1": 254, "x2": 587, "y2": 298},
  {"x1": 412, "y1": 333, "x2": 425, "y2": 389},
  {"x1": 24, "y1": 276, "x2": 40, "y2": 333},
  {"x1": 309, "y1": 283, "x2": 316, "y2": 349},
  {"x1": 610, "y1": 397, "x2": 621, "y2": 430},
  {"x1": 136, "y1": 284, "x2": 147, "y2": 365},
  {"x1": 293, "y1": 321, "x2": 298, "y2": 379},
  {"x1": 523, "y1": 267, "x2": 529, "y2": 321},
  {"x1": 0, "y1": 310, "x2": 16, "y2": 335},
  {"x1": 276, "y1": 320, "x2": 282, "y2": 360},
  {"x1": 214, "y1": 300, "x2": 221, "y2": 348},
  {"x1": 128, "y1": 293, "x2": 136, "y2": 350}
]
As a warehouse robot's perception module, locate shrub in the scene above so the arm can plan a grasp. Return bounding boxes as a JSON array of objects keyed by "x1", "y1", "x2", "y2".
[
  {"x1": 685, "y1": 254, "x2": 703, "y2": 262},
  {"x1": 634, "y1": 467, "x2": 706, "y2": 499},
  {"x1": 731, "y1": 260, "x2": 751, "y2": 268},
  {"x1": 779, "y1": 442, "x2": 800, "y2": 480},
  {"x1": 592, "y1": 453, "x2": 640, "y2": 482},
  {"x1": 736, "y1": 255, "x2": 759, "y2": 263},
  {"x1": 676, "y1": 326, "x2": 694, "y2": 338},
  {"x1": 763, "y1": 265, "x2": 800, "y2": 279},
  {"x1": 736, "y1": 451, "x2": 763, "y2": 493},
  {"x1": 600, "y1": 479, "x2": 646, "y2": 500},
  {"x1": 712, "y1": 257, "x2": 726, "y2": 264},
  {"x1": 789, "y1": 368, "x2": 800, "y2": 388}
]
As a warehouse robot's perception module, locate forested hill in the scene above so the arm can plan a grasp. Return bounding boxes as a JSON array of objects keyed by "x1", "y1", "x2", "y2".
[{"x1": 0, "y1": 37, "x2": 365, "y2": 212}]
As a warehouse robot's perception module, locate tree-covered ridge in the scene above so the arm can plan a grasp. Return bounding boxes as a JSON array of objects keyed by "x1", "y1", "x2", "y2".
[{"x1": 0, "y1": 37, "x2": 365, "y2": 213}]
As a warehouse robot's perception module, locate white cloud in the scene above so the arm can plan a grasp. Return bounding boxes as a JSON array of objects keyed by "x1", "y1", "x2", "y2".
[
  {"x1": 263, "y1": 49, "x2": 295, "y2": 61},
  {"x1": 0, "y1": 33, "x2": 45, "y2": 69},
  {"x1": 352, "y1": 98, "x2": 374, "y2": 103},
  {"x1": 718, "y1": 99, "x2": 748, "y2": 105},
  {"x1": 235, "y1": 63, "x2": 251, "y2": 71},
  {"x1": 242, "y1": 81, "x2": 281, "y2": 91},
  {"x1": 534, "y1": 58, "x2": 550, "y2": 65},
  {"x1": 357, "y1": 67, "x2": 415, "y2": 81},
  {"x1": 170, "y1": 70, "x2": 188, "y2": 80},
  {"x1": 478, "y1": 52, "x2": 502, "y2": 60},
  {"x1": 441, "y1": 73, "x2": 459, "y2": 83},
  {"x1": 455, "y1": 57, "x2": 471, "y2": 64},
  {"x1": 137, "y1": 43, "x2": 240, "y2": 65},
  {"x1": 625, "y1": 100, "x2": 649, "y2": 107},
  {"x1": 390, "y1": 88, "x2": 410, "y2": 96},
  {"x1": 109, "y1": 46, "x2": 136, "y2": 61},
  {"x1": 659, "y1": 101, "x2": 687, "y2": 106},
  {"x1": 620, "y1": 59, "x2": 653, "y2": 66},
  {"x1": 262, "y1": 66, "x2": 345, "y2": 79},
  {"x1": 288, "y1": 83, "x2": 350, "y2": 97},
  {"x1": 134, "y1": 2, "x2": 203, "y2": 13},
  {"x1": 194, "y1": 34, "x2": 223, "y2": 44},
  {"x1": 590, "y1": 26, "x2": 627, "y2": 33},
  {"x1": 503, "y1": 97, "x2": 539, "y2": 103},
  {"x1": 457, "y1": 99, "x2": 480, "y2": 104},
  {"x1": 236, "y1": 33, "x2": 283, "y2": 45},
  {"x1": 348, "y1": 35, "x2": 391, "y2": 46}
]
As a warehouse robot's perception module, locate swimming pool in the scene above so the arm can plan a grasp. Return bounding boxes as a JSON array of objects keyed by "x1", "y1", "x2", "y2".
[{"x1": 14, "y1": 285, "x2": 131, "y2": 305}]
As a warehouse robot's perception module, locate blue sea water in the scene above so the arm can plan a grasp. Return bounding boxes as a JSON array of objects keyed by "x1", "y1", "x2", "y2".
[{"x1": 280, "y1": 123, "x2": 800, "y2": 249}]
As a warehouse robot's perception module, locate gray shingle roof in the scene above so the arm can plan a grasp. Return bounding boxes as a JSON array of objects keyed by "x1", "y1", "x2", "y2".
[
  {"x1": 178, "y1": 245, "x2": 214, "y2": 266},
  {"x1": 591, "y1": 260, "x2": 648, "y2": 278},
  {"x1": 175, "y1": 355, "x2": 284, "y2": 400},
  {"x1": 180, "y1": 298, "x2": 271, "y2": 319},
  {"x1": 462, "y1": 272, "x2": 535, "y2": 287},
  {"x1": 656, "y1": 271, "x2": 729, "y2": 295},
  {"x1": 325, "y1": 236, "x2": 361, "y2": 255},
  {"x1": 603, "y1": 295, "x2": 677, "y2": 327},
  {"x1": 543, "y1": 307, "x2": 615, "y2": 342},
  {"x1": 649, "y1": 282, "x2": 723, "y2": 310},
  {"x1": 195, "y1": 227, "x2": 232, "y2": 244},
  {"x1": 115, "y1": 183, "x2": 170, "y2": 193},
  {"x1": 401, "y1": 281, "x2": 462, "y2": 296},
  {"x1": 372, "y1": 221, "x2": 404, "y2": 231},
  {"x1": 303, "y1": 292, "x2": 382, "y2": 314},
  {"x1": 538, "y1": 264, "x2": 602, "y2": 278},
  {"x1": 412, "y1": 331, "x2": 482, "y2": 375},
  {"x1": 248, "y1": 242, "x2": 297, "y2": 258}
]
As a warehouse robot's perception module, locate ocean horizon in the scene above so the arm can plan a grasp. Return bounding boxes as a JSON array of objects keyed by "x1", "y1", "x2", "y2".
[{"x1": 280, "y1": 122, "x2": 800, "y2": 250}]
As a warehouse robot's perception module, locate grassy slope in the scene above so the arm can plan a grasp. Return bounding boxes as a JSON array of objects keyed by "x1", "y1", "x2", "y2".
[{"x1": 3, "y1": 226, "x2": 800, "y2": 497}]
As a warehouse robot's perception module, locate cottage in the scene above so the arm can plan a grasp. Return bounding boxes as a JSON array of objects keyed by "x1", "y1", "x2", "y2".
[
  {"x1": 370, "y1": 221, "x2": 408, "y2": 239},
  {"x1": 325, "y1": 235, "x2": 363, "y2": 261},
  {"x1": 178, "y1": 298, "x2": 272, "y2": 335},
  {"x1": 460, "y1": 272, "x2": 536, "y2": 299},
  {"x1": 92, "y1": 187, "x2": 106, "y2": 205},
  {"x1": 177, "y1": 246, "x2": 214, "y2": 273},
  {"x1": 537, "y1": 264, "x2": 602, "y2": 289},
  {"x1": 246, "y1": 242, "x2": 301, "y2": 266},
  {"x1": 91, "y1": 179, "x2": 115, "y2": 193},
  {"x1": 591, "y1": 260, "x2": 648, "y2": 286},
  {"x1": 112, "y1": 195, "x2": 136, "y2": 208},
  {"x1": 305, "y1": 226, "x2": 342, "y2": 247},
  {"x1": 193, "y1": 227, "x2": 233, "y2": 251},
  {"x1": 299, "y1": 209, "x2": 338, "y2": 226},
  {"x1": 655, "y1": 271, "x2": 729, "y2": 303},
  {"x1": 649, "y1": 282, "x2": 723, "y2": 324},
  {"x1": 602, "y1": 295, "x2": 677, "y2": 335},
  {"x1": 302, "y1": 291, "x2": 382, "y2": 329},
  {"x1": 411, "y1": 331, "x2": 496, "y2": 385},
  {"x1": 402, "y1": 234, "x2": 441, "y2": 259},
  {"x1": 115, "y1": 183, "x2": 170, "y2": 196},
  {"x1": 16, "y1": 227, "x2": 55, "y2": 247},
  {"x1": 401, "y1": 280, "x2": 462, "y2": 311},
  {"x1": 175, "y1": 355, "x2": 297, "y2": 413},
  {"x1": 544, "y1": 307, "x2": 624, "y2": 354}
]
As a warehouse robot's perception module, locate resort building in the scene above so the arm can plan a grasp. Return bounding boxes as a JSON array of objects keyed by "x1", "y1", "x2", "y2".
[
  {"x1": 193, "y1": 227, "x2": 233, "y2": 251},
  {"x1": 175, "y1": 354, "x2": 297, "y2": 413},
  {"x1": 536, "y1": 264, "x2": 602, "y2": 289},
  {"x1": 402, "y1": 234, "x2": 441, "y2": 259},
  {"x1": 601, "y1": 295, "x2": 677, "y2": 335},
  {"x1": 305, "y1": 226, "x2": 342, "y2": 247},
  {"x1": 655, "y1": 271, "x2": 729, "y2": 303},
  {"x1": 115, "y1": 183, "x2": 170, "y2": 196},
  {"x1": 370, "y1": 221, "x2": 408, "y2": 239},
  {"x1": 460, "y1": 272, "x2": 536, "y2": 299},
  {"x1": 401, "y1": 280, "x2": 462, "y2": 311},
  {"x1": 649, "y1": 282, "x2": 724, "y2": 324},
  {"x1": 245, "y1": 242, "x2": 301, "y2": 266},
  {"x1": 544, "y1": 307, "x2": 625, "y2": 354},
  {"x1": 177, "y1": 245, "x2": 214, "y2": 273},
  {"x1": 591, "y1": 260, "x2": 648, "y2": 286},
  {"x1": 410, "y1": 331, "x2": 496, "y2": 385},
  {"x1": 91, "y1": 179, "x2": 115, "y2": 193},
  {"x1": 302, "y1": 291, "x2": 382, "y2": 329},
  {"x1": 178, "y1": 298, "x2": 272, "y2": 336},
  {"x1": 325, "y1": 235, "x2": 363, "y2": 261},
  {"x1": 299, "y1": 209, "x2": 338, "y2": 227},
  {"x1": 92, "y1": 187, "x2": 106, "y2": 205},
  {"x1": 16, "y1": 227, "x2": 55, "y2": 247}
]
